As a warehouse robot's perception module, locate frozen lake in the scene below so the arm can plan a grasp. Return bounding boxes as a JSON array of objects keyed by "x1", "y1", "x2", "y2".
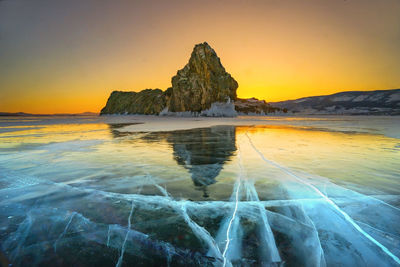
[{"x1": 0, "y1": 115, "x2": 399, "y2": 266}]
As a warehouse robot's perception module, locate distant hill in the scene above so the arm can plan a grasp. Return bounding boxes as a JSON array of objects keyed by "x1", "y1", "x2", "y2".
[
  {"x1": 270, "y1": 89, "x2": 400, "y2": 115},
  {"x1": 0, "y1": 112, "x2": 31, "y2": 116},
  {"x1": 235, "y1": 97, "x2": 285, "y2": 114},
  {"x1": 0, "y1": 112, "x2": 98, "y2": 116}
]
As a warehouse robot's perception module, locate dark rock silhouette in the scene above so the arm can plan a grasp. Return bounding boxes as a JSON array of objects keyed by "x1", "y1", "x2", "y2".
[{"x1": 167, "y1": 42, "x2": 238, "y2": 112}]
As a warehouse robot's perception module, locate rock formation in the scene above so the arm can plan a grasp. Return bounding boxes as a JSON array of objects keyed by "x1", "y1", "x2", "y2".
[
  {"x1": 167, "y1": 42, "x2": 238, "y2": 112},
  {"x1": 101, "y1": 42, "x2": 239, "y2": 116}
]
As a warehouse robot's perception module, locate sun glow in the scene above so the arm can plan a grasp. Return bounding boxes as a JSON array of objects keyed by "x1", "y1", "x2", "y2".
[{"x1": 0, "y1": 0, "x2": 399, "y2": 113}]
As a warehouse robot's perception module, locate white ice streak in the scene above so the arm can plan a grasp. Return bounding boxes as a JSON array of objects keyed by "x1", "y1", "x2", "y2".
[
  {"x1": 244, "y1": 180, "x2": 281, "y2": 263},
  {"x1": 238, "y1": 138, "x2": 281, "y2": 264},
  {"x1": 150, "y1": 176, "x2": 224, "y2": 263},
  {"x1": 107, "y1": 225, "x2": 112, "y2": 247},
  {"x1": 297, "y1": 203, "x2": 326, "y2": 266},
  {"x1": 221, "y1": 166, "x2": 241, "y2": 267},
  {"x1": 180, "y1": 203, "x2": 223, "y2": 261},
  {"x1": 153, "y1": 183, "x2": 170, "y2": 198},
  {"x1": 245, "y1": 132, "x2": 400, "y2": 265},
  {"x1": 116, "y1": 200, "x2": 135, "y2": 267},
  {"x1": 54, "y1": 212, "x2": 76, "y2": 252}
]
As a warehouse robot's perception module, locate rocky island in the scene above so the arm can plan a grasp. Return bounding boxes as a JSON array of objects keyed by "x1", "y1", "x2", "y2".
[{"x1": 101, "y1": 42, "x2": 281, "y2": 116}]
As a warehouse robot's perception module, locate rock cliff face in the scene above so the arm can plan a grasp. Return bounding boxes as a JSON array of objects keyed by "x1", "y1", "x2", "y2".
[
  {"x1": 167, "y1": 42, "x2": 238, "y2": 112},
  {"x1": 100, "y1": 42, "x2": 238, "y2": 116},
  {"x1": 100, "y1": 89, "x2": 167, "y2": 115}
]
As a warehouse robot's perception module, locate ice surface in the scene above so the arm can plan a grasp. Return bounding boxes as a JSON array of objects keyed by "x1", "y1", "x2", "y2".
[
  {"x1": 245, "y1": 132, "x2": 400, "y2": 265},
  {"x1": 0, "y1": 116, "x2": 399, "y2": 266}
]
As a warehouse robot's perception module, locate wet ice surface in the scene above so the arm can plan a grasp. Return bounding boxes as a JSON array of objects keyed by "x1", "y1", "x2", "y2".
[{"x1": 0, "y1": 115, "x2": 399, "y2": 266}]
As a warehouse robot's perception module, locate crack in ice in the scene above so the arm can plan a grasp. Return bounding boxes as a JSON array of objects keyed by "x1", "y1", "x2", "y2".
[
  {"x1": 244, "y1": 180, "x2": 282, "y2": 263},
  {"x1": 180, "y1": 203, "x2": 223, "y2": 262},
  {"x1": 106, "y1": 225, "x2": 112, "y2": 247},
  {"x1": 7, "y1": 212, "x2": 33, "y2": 260},
  {"x1": 221, "y1": 164, "x2": 241, "y2": 267},
  {"x1": 54, "y1": 212, "x2": 76, "y2": 252},
  {"x1": 150, "y1": 175, "x2": 224, "y2": 263},
  {"x1": 116, "y1": 200, "x2": 135, "y2": 267},
  {"x1": 245, "y1": 132, "x2": 400, "y2": 265},
  {"x1": 238, "y1": 138, "x2": 281, "y2": 264},
  {"x1": 298, "y1": 202, "x2": 326, "y2": 266}
]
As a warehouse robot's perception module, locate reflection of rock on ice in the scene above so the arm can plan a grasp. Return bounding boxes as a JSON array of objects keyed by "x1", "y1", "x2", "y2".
[
  {"x1": 189, "y1": 164, "x2": 222, "y2": 186},
  {"x1": 168, "y1": 126, "x2": 236, "y2": 197}
]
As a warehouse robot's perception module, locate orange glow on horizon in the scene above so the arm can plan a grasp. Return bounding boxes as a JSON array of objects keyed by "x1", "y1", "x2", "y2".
[{"x1": 1, "y1": 0, "x2": 399, "y2": 114}]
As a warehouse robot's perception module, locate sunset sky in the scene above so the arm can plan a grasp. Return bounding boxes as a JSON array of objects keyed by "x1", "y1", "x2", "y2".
[{"x1": 1, "y1": 0, "x2": 400, "y2": 114}]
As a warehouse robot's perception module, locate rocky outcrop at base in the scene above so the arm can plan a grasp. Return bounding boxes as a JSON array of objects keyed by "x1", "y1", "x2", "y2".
[{"x1": 235, "y1": 98, "x2": 285, "y2": 115}]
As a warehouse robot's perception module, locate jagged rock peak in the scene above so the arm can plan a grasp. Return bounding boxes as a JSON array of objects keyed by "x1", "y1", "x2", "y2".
[
  {"x1": 188, "y1": 42, "x2": 225, "y2": 71},
  {"x1": 167, "y1": 42, "x2": 238, "y2": 112}
]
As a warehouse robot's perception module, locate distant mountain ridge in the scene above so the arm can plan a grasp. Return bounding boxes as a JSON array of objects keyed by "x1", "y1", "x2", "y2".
[
  {"x1": 271, "y1": 89, "x2": 400, "y2": 115},
  {"x1": 0, "y1": 112, "x2": 98, "y2": 116}
]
